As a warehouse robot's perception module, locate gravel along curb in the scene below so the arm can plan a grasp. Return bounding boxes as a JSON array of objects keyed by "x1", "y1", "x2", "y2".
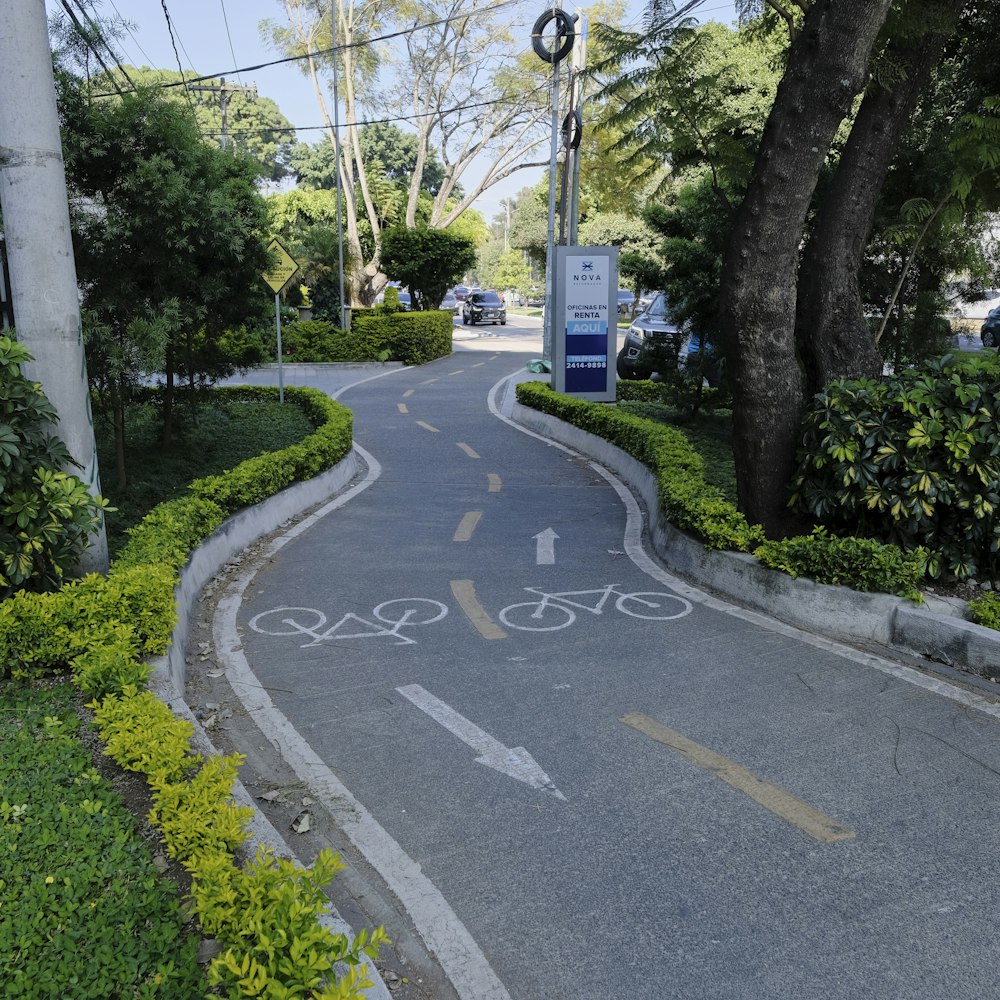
[{"x1": 508, "y1": 396, "x2": 1000, "y2": 682}]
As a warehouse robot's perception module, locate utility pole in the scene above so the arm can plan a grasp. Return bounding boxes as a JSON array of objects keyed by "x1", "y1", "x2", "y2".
[
  {"x1": 0, "y1": 0, "x2": 108, "y2": 574},
  {"x1": 188, "y1": 76, "x2": 258, "y2": 151}
]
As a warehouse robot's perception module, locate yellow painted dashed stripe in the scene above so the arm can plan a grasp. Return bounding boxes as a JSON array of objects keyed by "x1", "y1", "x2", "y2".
[
  {"x1": 450, "y1": 580, "x2": 507, "y2": 640},
  {"x1": 621, "y1": 713, "x2": 855, "y2": 843},
  {"x1": 453, "y1": 511, "x2": 482, "y2": 542}
]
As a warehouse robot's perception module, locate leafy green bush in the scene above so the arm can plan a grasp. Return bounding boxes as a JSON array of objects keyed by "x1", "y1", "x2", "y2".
[
  {"x1": 0, "y1": 680, "x2": 203, "y2": 998},
  {"x1": 277, "y1": 320, "x2": 389, "y2": 363},
  {"x1": 352, "y1": 309, "x2": 453, "y2": 365},
  {"x1": 968, "y1": 591, "x2": 1000, "y2": 630},
  {"x1": 519, "y1": 380, "x2": 930, "y2": 601},
  {"x1": 0, "y1": 336, "x2": 111, "y2": 598},
  {"x1": 790, "y1": 353, "x2": 1000, "y2": 580},
  {"x1": 1, "y1": 384, "x2": 382, "y2": 997},
  {"x1": 755, "y1": 528, "x2": 926, "y2": 601}
]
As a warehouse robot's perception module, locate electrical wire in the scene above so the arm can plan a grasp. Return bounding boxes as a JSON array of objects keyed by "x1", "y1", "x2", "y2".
[
  {"x1": 70, "y1": 0, "x2": 136, "y2": 89},
  {"x1": 58, "y1": 0, "x2": 126, "y2": 94},
  {"x1": 94, "y1": 0, "x2": 526, "y2": 99},
  {"x1": 159, "y1": 0, "x2": 197, "y2": 113},
  {"x1": 105, "y1": 0, "x2": 160, "y2": 69},
  {"x1": 218, "y1": 0, "x2": 243, "y2": 84},
  {"x1": 198, "y1": 83, "x2": 551, "y2": 138}
]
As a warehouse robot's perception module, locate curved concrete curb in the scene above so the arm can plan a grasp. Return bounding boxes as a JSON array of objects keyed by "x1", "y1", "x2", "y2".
[
  {"x1": 509, "y1": 397, "x2": 1000, "y2": 682},
  {"x1": 149, "y1": 445, "x2": 392, "y2": 1000}
]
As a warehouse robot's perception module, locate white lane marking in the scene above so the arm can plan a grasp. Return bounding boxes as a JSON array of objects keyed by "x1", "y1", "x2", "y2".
[
  {"x1": 214, "y1": 464, "x2": 513, "y2": 1000},
  {"x1": 486, "y1": 369, "x2": 1000, "y2": 723},
  {"x1": 533, "y1": 527, "x2": 558, "y2": 564},
  {"x1": 396, "y1": 684, "x2": 567, "y2": 801}
]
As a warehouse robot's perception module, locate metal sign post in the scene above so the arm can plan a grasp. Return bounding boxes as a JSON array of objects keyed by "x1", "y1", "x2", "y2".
[
  {"x1": 551, "y1": 245, "x2": 618, "y2": 401},
  {"x1": 262, "y1": 236, "x2": 301, "y2": 403}
]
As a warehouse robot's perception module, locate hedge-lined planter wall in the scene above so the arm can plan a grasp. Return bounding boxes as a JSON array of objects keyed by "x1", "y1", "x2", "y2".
[{"x1": 0, "y1": 386, "x2": 387, "y2": 999}]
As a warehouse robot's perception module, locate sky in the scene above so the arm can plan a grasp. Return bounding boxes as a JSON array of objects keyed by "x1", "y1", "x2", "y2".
[{"x1": 49, "y1": 0, "x2": 738, "y2": 224}]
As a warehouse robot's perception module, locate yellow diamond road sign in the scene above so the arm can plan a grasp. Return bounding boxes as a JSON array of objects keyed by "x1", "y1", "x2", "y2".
[{"x1": 263, "y1": 237, "x2": 300, "y2": 293}]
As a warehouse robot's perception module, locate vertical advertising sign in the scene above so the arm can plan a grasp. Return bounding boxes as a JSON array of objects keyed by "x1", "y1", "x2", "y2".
[{"x1": 551, "y1": 245, "x2": 618, "y2": 401}]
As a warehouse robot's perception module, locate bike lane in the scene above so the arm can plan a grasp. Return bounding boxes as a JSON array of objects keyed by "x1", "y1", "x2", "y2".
[{"x1": 223, "y1": 349, "x2": 1000, "y2": 1000}]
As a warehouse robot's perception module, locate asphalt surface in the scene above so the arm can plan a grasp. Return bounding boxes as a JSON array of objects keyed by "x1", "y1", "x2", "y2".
[{"x1": 215, "y1": 317, "x2": 1000, "y2": 1000}]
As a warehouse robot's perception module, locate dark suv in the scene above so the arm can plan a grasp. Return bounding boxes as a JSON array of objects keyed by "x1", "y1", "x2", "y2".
[
  {"x1": 616, "y1": 292, "x2": 719, "y2": 383},
  {"x1": 981, "y1": 306, "x2": 1000, "y2": 348},
  {"x1": 462, "y1": 290, "x2": 506, "y2": 326}
]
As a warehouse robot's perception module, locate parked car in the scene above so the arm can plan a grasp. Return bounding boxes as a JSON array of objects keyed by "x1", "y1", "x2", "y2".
[
  {"x1": 397, "y1": 290, "x2": 412, "y2": 311},
  {"x1": 439, "y1": 290, "x2": 459, "y2": 314},
  {"x1": 617, "y1": 289, "x2": 635, "y2": 315},
  {"x1": 454, "y1": 285, "x2": 470, "y2": 303},
  {"x1": 616, "y1": 292, "x2": 718, "y2": 383},
  {"x1": 981, "y1": 305, "x2": 1000, "y2": 348},
  {"x1": 462, "y1": 289, "x2": 506, "y2": 326}
]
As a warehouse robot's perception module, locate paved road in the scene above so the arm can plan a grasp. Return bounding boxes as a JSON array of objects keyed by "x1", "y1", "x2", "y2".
[{"x1": 215, "y1": 317, "x2": 1000, "y2": 1000}]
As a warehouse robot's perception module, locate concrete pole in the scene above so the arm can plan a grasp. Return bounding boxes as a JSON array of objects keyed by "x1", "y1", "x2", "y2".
[{"x1": 0, "y1": 0, "x2": 109, "y2": 574}]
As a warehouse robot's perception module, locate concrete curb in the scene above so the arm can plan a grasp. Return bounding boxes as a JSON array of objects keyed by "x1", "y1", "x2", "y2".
[
  {"x1": 150, "y1": 445, "x2": 392, "y2": 1000},
  {"x1": 508, "y1": 397, "x2": 1000, "y2": 681}
]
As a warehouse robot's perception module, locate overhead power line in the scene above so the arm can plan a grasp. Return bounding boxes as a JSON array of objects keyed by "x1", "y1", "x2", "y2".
[
  {"x1": 198, "y1": 83, "x2": 551, "y2": 139},
  {"x1": 58, "y1": 0, "x2": 126, "y2": 94},
  {"x1": 218, "y1": 0, "x2": 243, "y2": 84},
  {"x1": 94, "y1": 0, "x2": 525, "y2": 99}
]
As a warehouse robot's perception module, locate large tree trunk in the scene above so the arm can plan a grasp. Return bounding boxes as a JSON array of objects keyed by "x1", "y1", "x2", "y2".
[
  {"x1": 719, "y1": 0, "x2": 893, "y2": 537},
  {"x1": 796, "y1": 1, "x2": 965, "y2": 393}
]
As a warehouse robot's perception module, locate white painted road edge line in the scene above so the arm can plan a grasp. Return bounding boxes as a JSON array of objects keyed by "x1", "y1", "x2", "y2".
[
  {"x1": 487, "y1": 369, "x2": 1000, "y2": 724},
  {"x1": 213, "y1": 441, "x2": 514, "y2": 1000}
]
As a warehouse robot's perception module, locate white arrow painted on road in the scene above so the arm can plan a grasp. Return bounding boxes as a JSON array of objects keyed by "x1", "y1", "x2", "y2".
[
  {"x1": 396, "y1": 684, "x2": 567, "y2": 801},
  {"x1": 533, "y1": 527, "x2": 559, "y2": 565}
]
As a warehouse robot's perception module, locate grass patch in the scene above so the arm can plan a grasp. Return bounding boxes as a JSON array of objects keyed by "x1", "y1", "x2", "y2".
[
  {"x1": 617, "y1": 399, "x2": 738, "y2": 502},
  {"x1": 0, "y1": 678, "x2": 203, "y2": 998},
  {"x1": 95, "y1": 398, "x2": 314, "y2": 556}
]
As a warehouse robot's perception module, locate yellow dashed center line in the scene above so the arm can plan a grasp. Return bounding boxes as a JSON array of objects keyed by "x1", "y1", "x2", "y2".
[
  {"x1": 397, "y1": 403, "x2": 408, "y2": 414},
  {"x1": 416, "y1": 420, "x2": 440, "y2": 433},
  {"x1": 472, "y1": 362, "x2": 485, "y2": 368},
  {"x1": 449, "y1": 370, "x2": 465, "y2": 376},
  {"x1": 403, "y1": 389, "x2": 415, "y2": 398},
  {"x1": 487, "y1": 473, "x2": 502, "y2": 493},
  {"x1": 419, "y1": 378, "x2": 439, "y2": 385},
  {"x1": 621, "y1": 713, "x2": 856, "y2": 844},
  {"x1": 453, "y1": 511, "x2": 482, "y2": 542},
  {"x1": 457, "y1": 442, "x2": 480, "y2": 459},
  {"x1": 450, "y1": 580, "x2": 507, "y2": 640}
]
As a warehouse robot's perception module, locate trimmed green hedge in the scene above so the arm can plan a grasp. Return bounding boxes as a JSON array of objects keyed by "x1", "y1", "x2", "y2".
[
  {"x1": 0, "y1": 386, "x2": 383, "y2": 998},
  {"x1": 516, "y1": 381, "x2": 763, "y2": 552},
  {"x1": 351, "y1": 309, "x2": 453, "y2": 365},
  {"x1": 515, "y1": 380, "x2": 929, "y2": 602}
]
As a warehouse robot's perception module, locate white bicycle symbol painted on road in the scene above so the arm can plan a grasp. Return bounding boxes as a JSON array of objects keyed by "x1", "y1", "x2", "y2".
[
  {"x1": 498, "y1": 583, "x2": 692, "y2": 632},
  {"x1": 249, "y1": 598, "x2": 449, "y2": 647}
]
